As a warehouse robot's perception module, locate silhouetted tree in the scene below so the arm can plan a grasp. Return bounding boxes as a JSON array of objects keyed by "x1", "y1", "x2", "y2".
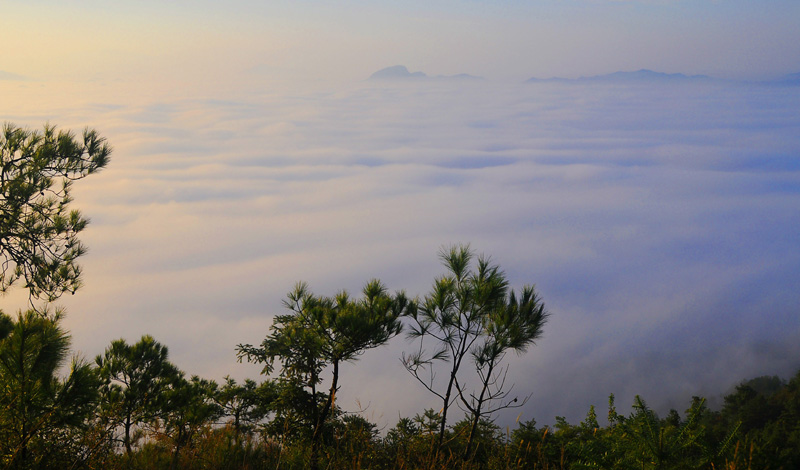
[
  {"x1": 160, "y1": 374, "x2": 221, "y2": 470},
  {"x1": 214, "y1": 376, "x2": 275, "y2": 438},
  {"x1": 403, "y1": 245, "x2": 505, "y2": 451},
  {"x1": 0, "y1": 311, "x2": 98, "y2": 469},
  {"x1": 403, "y1": 243, "x2": 549, "y2": 460},
  {"x1": 0, "y1": 123, "x2": 110, "y2": 304},
  {"x1": 238, "y1": 279, "x2": 409, "y2": 470},
  {"x1": 458, "y1": 284, "x2": 548, "y2": 460},
  {"x1": 95, "y1": 335, "x2": 180, "y2": 454}
]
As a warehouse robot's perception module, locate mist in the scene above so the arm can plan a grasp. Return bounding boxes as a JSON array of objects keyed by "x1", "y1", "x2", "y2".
[{"x1": 3, "y1": 74, "x2": 798, "y2": 429}]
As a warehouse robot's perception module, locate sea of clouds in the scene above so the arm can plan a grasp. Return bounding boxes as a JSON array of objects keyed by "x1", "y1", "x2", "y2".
[{"x1": 2, "y1": 76, "x2": 799, "y2": 428}]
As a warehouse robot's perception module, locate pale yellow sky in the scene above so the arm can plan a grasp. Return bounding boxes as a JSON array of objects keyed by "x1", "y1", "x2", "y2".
[{"x1": 4, "y1": 0, "x2": 800, "y2": 87}]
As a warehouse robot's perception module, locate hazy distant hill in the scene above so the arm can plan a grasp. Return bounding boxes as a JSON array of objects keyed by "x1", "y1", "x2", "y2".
[
  {"x1": 0, "y1": 70, "x2": 29, "y2": 81},
  {"x1": 441, "y1": 73, "x2": 482, "y2": 81},
  {"x1": 370, "y1": 65, "x2": 427, "y2": 80},
  {"x1": 369, "y1": 65, "x2": 481, "y2": 81},
  {"x1": 775, "y1": 72, "x2": 800, "y2": 85},
  {"x1": 527, "y1": 69, "x2": 710, "y2": 83}
]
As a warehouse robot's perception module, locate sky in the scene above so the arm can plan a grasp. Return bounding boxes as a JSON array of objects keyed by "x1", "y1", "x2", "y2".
[{"x1": 2, "y1": 0, "x2": 800, "y2": 430}]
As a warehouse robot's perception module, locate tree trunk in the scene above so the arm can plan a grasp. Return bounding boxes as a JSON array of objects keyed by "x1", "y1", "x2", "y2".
[
  {"x1": 19, "y1": 338, "x2": 28, "y2": 470},
  {"x1": 124, "y1": 415, "x2": 132, "y2": 455},
  {"x1": 170, "y1": 427, "x2": 184, "y2": 470},
  {"x1": 310, "y1": 359, "x2": 339, "y2": 470},
  {"x1": 437, "y1": 368, "x2": 456, "y2": 450},
  {"x1": 438, "y1": 330, "x2": 472, "y2": 451},
  {"x1": 463, "y1": 360, "x2": 495, "y2": 461}
]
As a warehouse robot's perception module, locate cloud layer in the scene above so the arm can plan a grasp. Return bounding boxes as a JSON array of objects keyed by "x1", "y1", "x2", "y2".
[{"x1": 2, "y1": 77, "x2": 799, "y2": 428}]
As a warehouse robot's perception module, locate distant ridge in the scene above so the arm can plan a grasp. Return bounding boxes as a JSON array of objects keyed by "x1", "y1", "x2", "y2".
[
  {"x1": 369, "y1": 65, "x2": 481, "y2": 81},
  {"x1": 443, "y1": 73, "x2": 482, "y2": 81},
  {"x1": 525, "y1": 76, "x2": 570, "y2": 83},
  {"x1": 775, "y1": 72, "x2": 800, "y2": 85},
  {"x1": 526, "y1": 69, "x2": 710, "y2": 83},
  {"x1": 0, "y1": 70, "x2": 30, "y2": 81},
  {"x1": 370, "y1": 65, "x2": 427, "y2": 80}
]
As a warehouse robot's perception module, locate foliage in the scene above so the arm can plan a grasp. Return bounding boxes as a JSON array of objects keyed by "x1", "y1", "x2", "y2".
[
  {"x1": 3, "y1": 319, "x2": 799, "y2": 469},
  {"x1": 237, "y1": 279, "x2": 409, "y2": 470},
  {"x1": 403, "y1": 243, "x2": 549, "y2": 461},
  {"x1": 0, "y1": 123, "x2": 110, "y2": 304},
  {"x1": 459, "y1": 283, "x2": 549, "y2": 460},
  {"x1": 96, "y1": 335, "x2": 181, "y2": 454},
  {"x1": 0, "y1": 122, "x2": 110, "y2": 468},
  {"x1": 403, "y1": 244, "x2": 507, "y2": 451},
  {"x1": 213, "y1": 376, "x2": 275, "y2": 437},
  {"x1": 156, "y1": 374, "x2": 222, "y2": 470},
  {"x1": 0, "y1": 310, "x2": 100, "y2": 469}
]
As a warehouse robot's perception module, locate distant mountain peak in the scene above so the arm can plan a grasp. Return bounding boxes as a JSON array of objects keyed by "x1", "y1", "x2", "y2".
[
  {"x1": 370, "y1": 65, "x2": 427, "y2": 80},
  {"x1": 0, "y1": 70, "x2": 30, "y2": 81},
  {"x1": 527, "y1": 69, "x2": 710, "y2": 83},
  {"x1": 440, "y1": 73, "x2": 482, "y2": 81},
  {"x1": 586, "y1": 69, "x2": 709, "y2": 81},
  {"x1": 369, "y1": 66, "x2": 481, "y2": 81}
]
